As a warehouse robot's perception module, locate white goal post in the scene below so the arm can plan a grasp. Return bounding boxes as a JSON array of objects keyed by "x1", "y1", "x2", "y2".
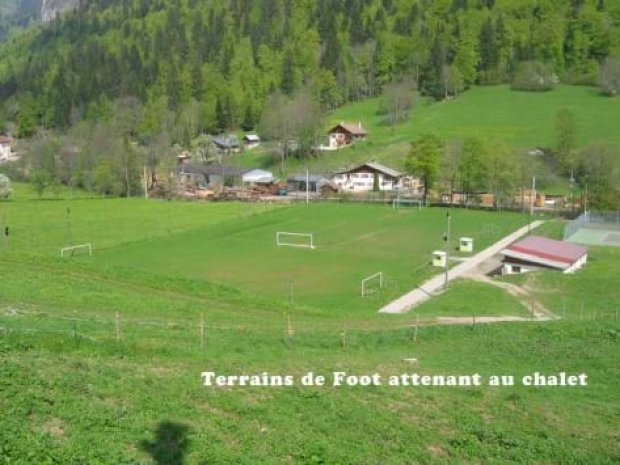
[
  {"x1": 60, "y1": 243, "x2": 92, "y2": 258},
  {"x1": 393, "y1": 198, "x2": 423, "y2": 210},
  {"x1": 276, "y1": 232, "x2": 316, "y2": 249},
  {"x1": 361, "y1": 272, "x2": 384, "y2": 297}
]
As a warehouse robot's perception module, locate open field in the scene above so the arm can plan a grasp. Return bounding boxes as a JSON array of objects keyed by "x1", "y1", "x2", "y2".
[
  {"x1": 238, "y1": 85, "x2": 620, "y2": 178},
  {"x1": 94, "y1": 203, "x2": 528, "y2": 314},
  {"x1": 1, "y1": 197, "x2": 619, "y2": 463}
]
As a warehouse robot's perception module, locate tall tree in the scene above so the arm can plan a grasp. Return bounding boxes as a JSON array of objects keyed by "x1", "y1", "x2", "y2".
[{"x1": 406, "y1": 134, "x2": 443, "y2": 204}]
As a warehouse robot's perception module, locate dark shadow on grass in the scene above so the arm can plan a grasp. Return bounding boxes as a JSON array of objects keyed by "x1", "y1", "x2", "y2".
[{"x1": 141, "y1": 421, "x2": 190, "y2": 465}]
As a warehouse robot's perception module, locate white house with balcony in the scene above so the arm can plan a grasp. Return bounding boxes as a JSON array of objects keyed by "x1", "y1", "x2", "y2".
[{"x1": 330, "y1": 162, "x2": 404, "y2": 192}]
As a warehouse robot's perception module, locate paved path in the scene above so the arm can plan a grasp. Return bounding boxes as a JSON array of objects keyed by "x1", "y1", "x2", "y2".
[{"x1": 378, "y1": 221, "x2": 544, "y2": 314}]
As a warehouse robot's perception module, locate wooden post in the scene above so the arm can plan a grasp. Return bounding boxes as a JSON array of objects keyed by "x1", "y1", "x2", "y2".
[
  {"x1": 562, "y1": 303, "x2": 566, "y2": 319},
  {"x1": 413, "y1": 314, "x2": 419, "y2": 342},
  {"x1": 115, "y1": 312, "x2": 120, "y2": 343},
  {"x1": 287, "y1": 313, "x2": 293, "y2": 338},
  {"x1": 340, "y1": 330, "x2": 346, "y2": 350},
  {"x1": 580, "y1": 303, "x2": 584, "y2": 320},
  {"x1": 200, "y1": 313, "x2": 205, "y2": 349}
]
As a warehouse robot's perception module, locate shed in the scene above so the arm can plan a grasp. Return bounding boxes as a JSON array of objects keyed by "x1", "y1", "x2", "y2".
[
  {"x1": 242, "y1": 169, "x2": 277, "y2": 185},
  {"x1": 500, "y1": 235, "x2": 588, "y2": 275},
  {"x1": 243, "y1": 134, "x2": 261, "y2": 149}
]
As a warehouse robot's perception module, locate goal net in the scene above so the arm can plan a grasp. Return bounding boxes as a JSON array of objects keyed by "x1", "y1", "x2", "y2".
[
  {"x1": 276, "y1": 232, "x2": 315, "y2": 249},
  {"x1": 60, "y1": 243, "x2": 92, "y2": 258},
  {"x1": 361, "y1": 272, "x2": 384, "y2": 297},
  {"x1": 393, "y1": 198, "x2": 423, "y2": 210}
]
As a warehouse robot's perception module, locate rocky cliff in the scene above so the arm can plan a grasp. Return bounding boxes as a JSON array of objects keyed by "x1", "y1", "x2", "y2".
[{"x1": 41, "y1": 0, "x2": 80, "y2": 22}]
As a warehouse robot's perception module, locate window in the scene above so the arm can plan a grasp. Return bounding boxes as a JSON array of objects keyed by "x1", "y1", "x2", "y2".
[{"x1": 512, "y1": 265, "x2": 521, "y2": 273}]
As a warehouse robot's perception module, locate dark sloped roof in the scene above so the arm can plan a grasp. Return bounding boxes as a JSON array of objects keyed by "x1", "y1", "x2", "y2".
[
  {"x1": 328, "y1": 122, "x2": 367, "y2": 136},
  {"x1": 287, "y1": 174, "x2": 327, "y2": 182},
  {"x1": 212, "y1": 136, "x2": 241, "y2": 148},
  {"x1": 181, "y1": 164, "x2": 249, "y2": 176},
  {"x1": 332, "y1": 162, "x2": 402, "y2": 178}
]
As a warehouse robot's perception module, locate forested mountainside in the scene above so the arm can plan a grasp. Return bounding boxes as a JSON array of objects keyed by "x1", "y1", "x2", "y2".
[
  {"x1": 0, "y1": 0, "x2": 41, "y2": 39},
  {"x1": 0, "y1": 0, "x2": 619, "y2": 137}
]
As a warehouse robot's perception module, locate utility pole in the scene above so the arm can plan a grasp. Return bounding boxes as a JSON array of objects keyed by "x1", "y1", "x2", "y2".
[
  {"x1": 528, "y1": 176, "x2": 536, "y2": 233},
  {"x1": 305, "y1": 168, "x2": 309, "y2": 205},
  {"x1": 143, "y1": 164, "x2": 149, "y2": 199},
  {"x1": 444, "y1": 208, "x2": 451, "y2": 291}
]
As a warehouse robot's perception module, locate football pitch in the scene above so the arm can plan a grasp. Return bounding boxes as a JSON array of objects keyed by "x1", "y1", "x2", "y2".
[{"x1": 95, "y1": 203, "x2": 528, "y2": 312}]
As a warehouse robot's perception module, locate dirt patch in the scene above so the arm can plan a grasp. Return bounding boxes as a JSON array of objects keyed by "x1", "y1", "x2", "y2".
[{"x1": 40, "y1": 417, "x2": 66, "y2": 437}]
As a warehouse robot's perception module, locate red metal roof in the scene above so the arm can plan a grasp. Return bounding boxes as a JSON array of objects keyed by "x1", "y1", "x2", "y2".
[{"x1": 507, "y1": 236, "x2": 587, "y2": 265}]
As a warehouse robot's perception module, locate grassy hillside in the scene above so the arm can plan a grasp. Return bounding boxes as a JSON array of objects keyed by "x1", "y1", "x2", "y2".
[
  {"x1": 240, "y1": 85, "x2": 620, "y2": 176},
  {"x1": 1, "y1": 197, "x2": 619, "y2": 463}
]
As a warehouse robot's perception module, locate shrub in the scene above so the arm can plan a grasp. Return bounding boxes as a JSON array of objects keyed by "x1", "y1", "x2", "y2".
[
  {"x1": 599, "y1": 57, "x2": 620, "y2": 96},
  {"x1": 0, "y1": 174, "x2": 11, "y2": 199},
  {"x1": 511, "y1": 61, "x2": 558, "y2": 91}
]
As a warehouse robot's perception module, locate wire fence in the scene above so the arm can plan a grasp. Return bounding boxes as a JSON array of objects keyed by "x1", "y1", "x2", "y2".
[
  {"x1": 564, "y1": 211, "x2": 620, "y2": 239},
  {"x1": 1, "y1": 303, "x2": 618, "y2": 354}
]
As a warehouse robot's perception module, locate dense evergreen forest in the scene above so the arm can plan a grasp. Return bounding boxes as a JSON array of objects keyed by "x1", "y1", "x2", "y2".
[{"x1": 0, "y1": 0, "x2": 619, "y2": 138}]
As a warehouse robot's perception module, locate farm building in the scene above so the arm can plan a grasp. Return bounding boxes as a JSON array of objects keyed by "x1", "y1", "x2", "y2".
[
  {"x1": 500, "y1": 236, "x2": 588, "y2": 275},
  {"x1": 178, "y1": 164, "x2": 249, "y2": 189},
  {"x1": 287, "y1": 174, "x2": 335, "y2": 194},
  {"x1": 212, "y1": 135, "x2": 241, "y2": 154},
  {"x1": 242, "y1": 169, "x2": 277, "y2": 185},
  {"x1": 319, "y1": 122, "x2": 367, "y2": 151},
  {"x1": 243, "y1": 134, "x2": 261, "y2": 149},
  {"x1": 330, "y1": 162, "x2": 402, "y2": 192}
]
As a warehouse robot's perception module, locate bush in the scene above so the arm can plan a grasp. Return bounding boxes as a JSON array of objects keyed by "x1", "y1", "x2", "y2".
[
  {"x1": 0, "y1": 174, "x2": 11, "y2": 199},
  {"x1": 599, "y1": 57, "x2": 620, "y2": 96},
  {"x1": 511, "y1": 61, "x2": 558, "y2": 91}
]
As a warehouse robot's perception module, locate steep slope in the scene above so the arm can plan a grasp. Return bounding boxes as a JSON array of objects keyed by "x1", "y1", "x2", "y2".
[{"x1": 0, "y1": 0, "x2": 618, "y2": 137}]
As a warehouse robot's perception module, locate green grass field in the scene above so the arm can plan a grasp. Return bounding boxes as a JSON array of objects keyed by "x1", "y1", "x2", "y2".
[
  {"x1": 238, "y1": 85, "x2": 620, "y2": 178},
  {"x1": 94, "y1": 203, "x2": 528, "y2": 314},
  {"x1": 1, "y1": 196, "x2": 619, "y2": 464}
]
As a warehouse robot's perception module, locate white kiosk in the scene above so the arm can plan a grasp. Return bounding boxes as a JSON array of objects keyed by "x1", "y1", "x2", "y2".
[
  {"x1": 432, "y1": 250, "x2": 447, "y2": 267},
  {"x1": 460, "y1": 237, "x2": 474, "y2": 253}
]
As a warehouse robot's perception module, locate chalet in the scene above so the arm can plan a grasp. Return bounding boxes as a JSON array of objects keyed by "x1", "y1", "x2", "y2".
[
  {"x1": 320, "y1": 122, "x2": 367, "y2": 151},
  {"x1": 500, "y1": 236, "x2": 588, "y2": 275},
  {"x1": 243, "y1": 134, "x2": 261, "y2": 149},
  {"x1": 330, "y1": 162, "x2": 402, "y2": 192},
  {"x1": 0, "y1": 135, "x2": 16, "y2": 162}
]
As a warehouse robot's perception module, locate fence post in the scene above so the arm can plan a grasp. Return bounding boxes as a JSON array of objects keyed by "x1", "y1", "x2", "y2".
[
  {"x1": 115, "y1": 312, "x2": 120, "y2": 343},
  {"x1": 580, "y1": 303, "x2": 584, "y2": 321},
  {"x1": 200, "y1": 313, "x2": 205, "y2": 350},
  {"x1": 413, "y1": 314, "x2": 419, "y2": 342},
  {"x1": 562, "y1": 303, "x2": 566, "y2": 319},
  {"x1": 287, "y1": 313, "x2": 294, "y2": 338},
  {"x1": 340, "y1": 330, "x2": 346, "y2": 350}
]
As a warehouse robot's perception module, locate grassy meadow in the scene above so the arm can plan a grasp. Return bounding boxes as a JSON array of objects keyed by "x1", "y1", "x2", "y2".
[
  {"x1": 238, "y1": 85, "x2": 620, "y2": 178},
  {"x1": 1, "y1": 194, "x2": 619, "y2": 464}
]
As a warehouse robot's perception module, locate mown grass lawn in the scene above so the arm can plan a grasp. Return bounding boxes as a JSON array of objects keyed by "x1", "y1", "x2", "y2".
[{"x1": 94, "y1": 203, "x2": 528, "y2": 314}]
